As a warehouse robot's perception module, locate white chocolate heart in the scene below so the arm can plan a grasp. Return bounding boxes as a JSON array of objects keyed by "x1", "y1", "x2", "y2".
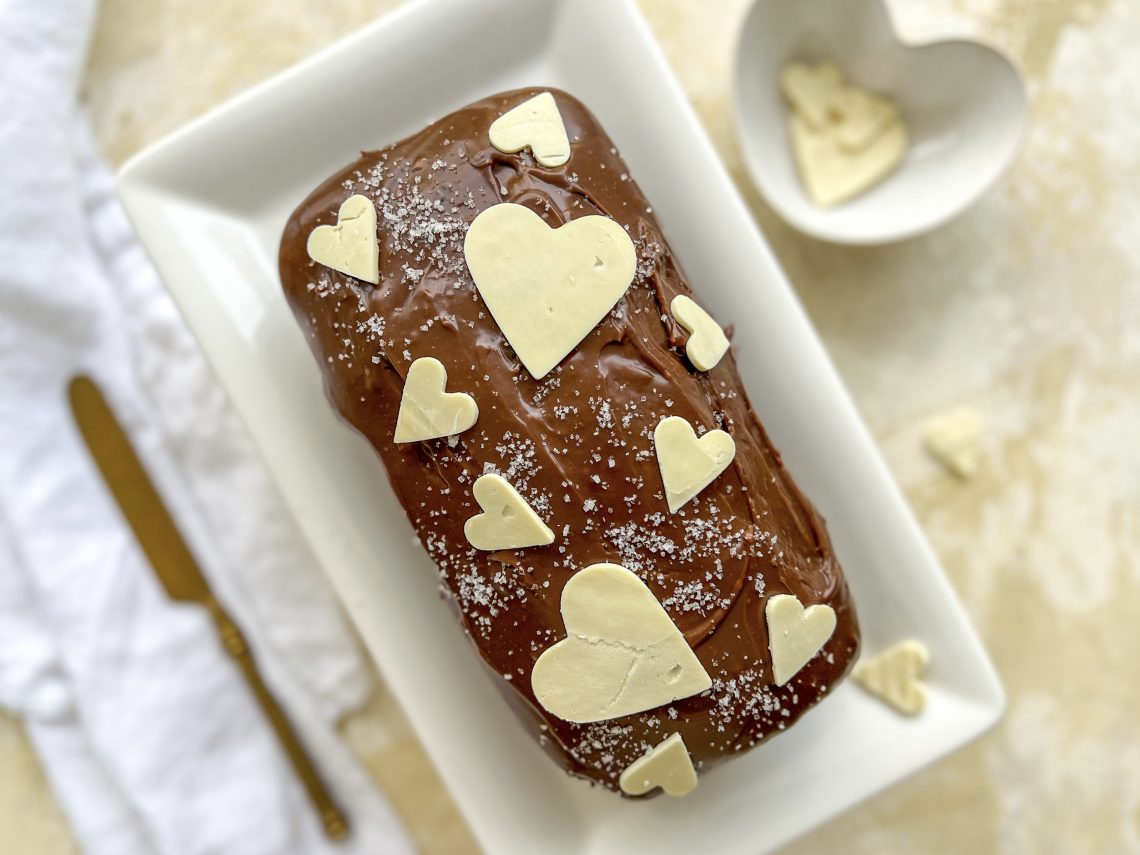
[
  {"x1": 653, "y1": 416, "x2": 735, "y2": 514},
  {"x1": 463, "y1": 474, "x2": 553, "y2": 551},
  {"x1": 670, "y1": 295, "x2": 729, "y2": 372},
  {"x1": 765, "y1": 594, "x2": 837, "y2": 686},
  {"x1": 790, "y1": 112, "x2": 908, "y2": 208},
  {"x1": 306, "y1": 194, "x2": 379, "y2": 283},
  {"x1": 779, "y1": 60, "x2": 843, "y2": 130},
  {"x1": 464, "y1": 203, "x2": 636, "y2": 379},
  {"x1": 488, "y1": 91, "x2": 571, "y2": 168},
  {"x1": 393, "y1": 357, "x2": 478, "y2": 443},
  {"x1": 853, "y1": 640, "x2": 930, "y2": 716},
  {"x1": 531, "y1": 563, "x2": 711, "y2": 723},
  {"x1": 619, "y1": 733, "x2": 698, "y2": 797},
  {"x1": 830, "y1": 85, "x2": 900, "y2": 152},
  {"x1": 922, "y1": 406, "x2": 983, "y2": 479}
]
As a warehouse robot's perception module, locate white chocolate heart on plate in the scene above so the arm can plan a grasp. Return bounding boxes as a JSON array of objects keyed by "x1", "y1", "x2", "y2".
[
  {"x1": 488, "y1": 91, "x2": 571, "y2": 168},
  {"x1": 853, "y1": 640, "x2": 930, "y2": 715},
  {"x1": 531, "y1": 563, "x2": 711, "y2": 724},
  {"x1": 670, "y1": 295, "x2": 729, "y2": 371},
  {"x1": 765, "y1": 594, "x2": 837, "y2": 686},
  {"x1": 653, "y1": 416, "x2": 735, "y2": 513},
  {"x1": 463, "y1": 473, "x2": 553, "y2": 551},
  {"x1": 790, "y1": 112, "x2": 908, "y2": 208},
  {"x1": 779, "y1": 60, "x2": 843, "y2": 130},
  {"x1": 619, "y1": 733, "x2": 698, "y2": 797},
  {"x1": 464, "y1": 203, "x2": 636, "y2": 379},
  {"x1": 306, "y1": 194, "x2": 380, "y2": 283},
  {"x1": 393, "y1": 357, "x2": 478, "y2": 443}
]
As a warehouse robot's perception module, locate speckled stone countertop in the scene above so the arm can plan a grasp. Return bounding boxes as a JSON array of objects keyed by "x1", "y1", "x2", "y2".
[{"x1": 3, "y1": 0, "x2": 1137, "y2": 852}]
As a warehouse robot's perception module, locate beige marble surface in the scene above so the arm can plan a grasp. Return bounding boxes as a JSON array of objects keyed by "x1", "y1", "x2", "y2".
[{"x1": 3, "y1": 0, "x2": 1138, "y2": 852}]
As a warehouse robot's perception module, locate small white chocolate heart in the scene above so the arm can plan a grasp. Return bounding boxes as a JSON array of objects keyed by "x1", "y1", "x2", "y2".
[
  {"x1": 393, "y1": 357, "x2": 479, "y2": 443},
  {"x1": 779, "y1": 60, "x2": 843, "y2": 130},
  {"x1": 853, "y1": 640, "x2": 930, "y2": 716},
  {"x1": 463, "y1": 474, "x2": 554, "y2": 551},
  {"x1": 306, "y1": 194, "x2": 379, "y2": 283},
  {"x1": 464, "y1": 203, "x2": 636, "y2": 379},
  {"x1": 790, "y1": 112, "x2": 908, "y2": 208},
  {"x1": 653, "y1": 416, "x2": 735, "y2": 514},
  {"x1": 829, "y1": 85, "x2": 900, "y2": 152},
  {"x1": 765, "y1": 594, "x2": 837, "y2": 686},
  {"x1": 488, "y1": 91, "x2": 571, "y2": 168},
  {"x1": 922, "y1": 406, "x2": 983, "y2": 479},
  {"x1": 619, "y1": 733, "x2": 698, "y2": 797},
  {"x1": 670, "y1": 295, "x2": 729, "y2": 372},
  {"x1": 531, "y1": 563, "x2": 711, "y2": 723}
]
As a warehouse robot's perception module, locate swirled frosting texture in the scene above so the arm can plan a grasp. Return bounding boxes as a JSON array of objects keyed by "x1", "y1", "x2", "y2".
[{"x1": 279, "y1": 88, "x2": 859, "y2": 793}]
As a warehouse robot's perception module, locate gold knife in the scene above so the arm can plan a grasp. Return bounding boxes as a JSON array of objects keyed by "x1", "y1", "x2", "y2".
[{"x1": 68, "y1": 375, "x2": 349, "y2": 841}]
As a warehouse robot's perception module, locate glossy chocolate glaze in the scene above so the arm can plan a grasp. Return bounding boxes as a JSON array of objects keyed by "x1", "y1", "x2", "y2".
[{"x1": 279, "y1": 88, "x2": 859, "y2": 794}]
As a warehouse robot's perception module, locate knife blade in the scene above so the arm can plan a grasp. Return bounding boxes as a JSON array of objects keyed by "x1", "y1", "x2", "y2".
[{"x1": 68, "y1": 375, "x2": 349, "y2": 841}]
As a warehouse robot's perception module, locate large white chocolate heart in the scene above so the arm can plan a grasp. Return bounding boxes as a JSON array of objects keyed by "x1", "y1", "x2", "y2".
[
  {"x1": 306, "y1": 194, "x2": 379, "y2": 283},
  {"x1": 670, "y1": 295, "x2": 729, "y2": 372},
  {"x1": 619, "y1": 733, "x2": 698, "y2": 797},
  {"x1": 463, "y1": 474, "x2": 553, "y2": 551},
  {"x1": 853, "y1": 640, "x2": 930, "y2": 716},
  {"x1": 393, "y1": 357, "x2": 478, "y2": 443},
  {"x1": 765, "y1": 594, "x2": 837, "y2": 686},
  {"x1": 531, "y1": 563, "x2": 711, "y2": 723},
  {"x1": 488, "y1": 91, "x2": 571, "y2": 168},
  {"x1": 463, "y1": 203, "x2": 636, "y2": 379},
  {"x1": 790, "y1": 111, "x2": 908, "y2": 208},
  {"x1": 653, "y1": 416, "x2": 735, "y2": 514}
]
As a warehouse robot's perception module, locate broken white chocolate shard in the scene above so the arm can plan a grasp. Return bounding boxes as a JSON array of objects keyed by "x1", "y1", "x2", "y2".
[
  {"x1": 488, "y1": 91, "x2": 571, "y2": 168},
  {"x1": 671, "y1": 295, "x2": 729, "y2": 372},
  {"x1": 765, "y1": 594, "x2": 836, "y2": 686},
  {"x1": 463, "y1": 474, "x2": 554, "y2": 551},
  {"x1": 531, "y1": 563, "x2": 711, "y2": 723},
  {"x1": 306, "y1": 194, "x2": 380, "y2": 283},
  {"x1": 779, "y1": 60, "x2": 844, "y2": 130},
  {"x1": 922, "y1": 406, "x2": 983, "y2": 479},
  {"x1": 854, "y1": 640, "x2": 930, "y2": 716},
  {"x1": 653, "y1": 416, "x2": 735, "y2": 514},
  {"x1": 619, "y1": 733, "x2": 698, "y2": 797},
  {"x1": 790, "y1": 111, "x2": 908, "y2": 208},
  {"x1": 464, "y1": 203, "x2": 636, "y2": 379},
  {"x1": 829, "y1": 85, "x2": 901, "y2": 152},
  {"x1": 393, "y1": 357, "x2": 478, "y2": 443}
]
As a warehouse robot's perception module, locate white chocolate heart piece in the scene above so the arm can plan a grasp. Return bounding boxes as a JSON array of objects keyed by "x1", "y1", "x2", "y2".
[
  {"x1": 488, "y1": 91, "x2": 571, "y2": 168},
  {"x1": 790, "y1": 111, "x2": 908, "y2": 208},
  {"x1": 464, "y1": 474, "x2": 553, "y2": 551},
  {"x1": 765, "y1": 594, "x2": 837, "y2": 686},
  {"x1": 922, "y1": 406, "x2": 983, "y2": 479},
  {"x1": 853, "y1": 640, "x2": 930, "y2": 716},
  {"x1": 531, "y1": 563, "x2": 711, "y2": 723},
  {"x1": 306, "y1": 194, "x2": 379, "y2": 283},
  {"x1": 393, "y1": 357, "x2": 478, "y2": 443},
  {"x1": 830, "y1": 85, "x2": 900, "y2": 152},
  {"x1": 779, "y1": 60, "x2": 843, "y2": 130},
  {"x1": 619, "y1": 733, "x2": 698, "y2": 797},
  {"x1": 670, "y1": 295, "x2": 729, "y2": 371},
  {"x1": 653, "y1": 416, "x2": 735, "y2": 514},
  {"x1": 464, "y1": 203, "x2": 636, "y2": 379}
]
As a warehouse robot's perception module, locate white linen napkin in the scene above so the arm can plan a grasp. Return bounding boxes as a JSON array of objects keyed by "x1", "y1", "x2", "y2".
[{"x1": 0, "y1": 1, "x2": 413, "y2": 853}]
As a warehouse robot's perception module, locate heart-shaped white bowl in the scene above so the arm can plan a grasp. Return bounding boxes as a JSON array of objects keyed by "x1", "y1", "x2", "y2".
[{"x1": 734, "y1": 0, "x2": 1028, "y2": 244}]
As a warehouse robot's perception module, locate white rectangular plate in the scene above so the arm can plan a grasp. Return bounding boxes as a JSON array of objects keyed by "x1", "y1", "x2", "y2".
[{"x1": 117, "y1": 0, "x2": 1003, "y2": 852}]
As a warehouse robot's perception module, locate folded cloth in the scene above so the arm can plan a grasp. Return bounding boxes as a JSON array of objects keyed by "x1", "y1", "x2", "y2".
[{"x1": 0, "y1": 1, "x2": 413, "y2": 853}]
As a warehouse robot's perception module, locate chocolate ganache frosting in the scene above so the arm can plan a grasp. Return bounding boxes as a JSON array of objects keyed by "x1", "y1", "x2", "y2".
[{"x1": 279, "y1": 88, "x2": 859, "y2": 794}]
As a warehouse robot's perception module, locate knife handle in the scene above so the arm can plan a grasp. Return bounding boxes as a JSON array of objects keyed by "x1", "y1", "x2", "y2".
[{"x1": 204, "y1": 596, "x2": 350, "y2": 841}]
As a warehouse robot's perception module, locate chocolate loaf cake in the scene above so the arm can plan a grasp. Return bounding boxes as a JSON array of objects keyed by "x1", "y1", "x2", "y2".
[{"x1": 279, "y1": 88, "x2": 858, "y2": 796}]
